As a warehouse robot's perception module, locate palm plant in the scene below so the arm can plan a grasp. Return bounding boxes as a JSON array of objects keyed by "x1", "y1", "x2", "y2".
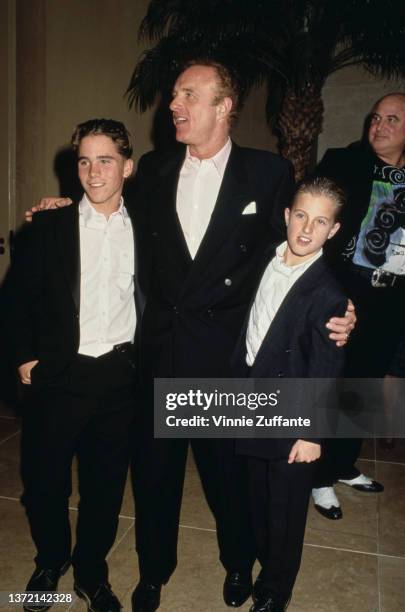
[{"x1": 127, "y1": 0, "x2": 405, "y2": 179}]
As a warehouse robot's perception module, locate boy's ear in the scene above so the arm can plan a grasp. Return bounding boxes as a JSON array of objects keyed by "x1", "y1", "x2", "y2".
[
  {"x1": 284, "y1": 208, "x2": 291, "y2": 226},
  {"x1": 327, "y1": 222, "x2": 340, "y2": 239}
]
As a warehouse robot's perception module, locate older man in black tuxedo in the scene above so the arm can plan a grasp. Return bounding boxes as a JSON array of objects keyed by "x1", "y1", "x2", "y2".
[{"x1": 130, "y1": 61, "x2": 354, "y2": 612}]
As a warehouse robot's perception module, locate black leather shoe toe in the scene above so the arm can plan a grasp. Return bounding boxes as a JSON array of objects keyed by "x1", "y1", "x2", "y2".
[
  {"x1": 252, "y1": 570, "x2": 265, "y2": 602},
  {"x1": 24, "y1": 561, "x2": 70, "y2": 611},
  {"x1": 249, "y1": 592, "x2": 291, "y2": 612},
  {"x1": 131, "y1": 582, "x2": 161, "y2": 612},
  {"x1": 223, "y1": 571, "x2": 252, "y2": 607},
  {"x1": 314, "y1": 503, "x2": 343, "y2": 520},
  {"x1": 351, "y1": 480, "x2": 384, "y2": 493},
  {"x1": 74, "y1": 582, "x2": 122, "y2": 612}
]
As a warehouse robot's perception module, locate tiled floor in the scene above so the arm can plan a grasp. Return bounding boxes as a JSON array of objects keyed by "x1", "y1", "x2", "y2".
[{"x1": 1, "y1": 400, "x2": 405, "y2": 612}]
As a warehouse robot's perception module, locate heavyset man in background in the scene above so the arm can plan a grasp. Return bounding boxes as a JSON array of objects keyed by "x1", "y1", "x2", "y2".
[{"x1": 312, "y1": 93, "x2": 405, "y2": 520}]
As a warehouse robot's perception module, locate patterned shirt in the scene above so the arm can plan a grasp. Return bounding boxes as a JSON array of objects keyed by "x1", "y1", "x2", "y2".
[{"x1": 351, "y1": 159, "x2": 405, "y2": 274}]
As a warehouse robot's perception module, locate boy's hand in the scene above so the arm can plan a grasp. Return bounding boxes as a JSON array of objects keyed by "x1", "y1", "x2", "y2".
[
  {"x1": 18, "y1": 360, "x2": 39, "y2": 385},
  {"x1": 25, "y1": 197, "x2": 73, "y2": 222},
  {"x1": 288, "y1": 440, "x2": 321, "y2": 464},
  {"x1": 326, "y1": 299, "x2": 356, "y2": 347}
]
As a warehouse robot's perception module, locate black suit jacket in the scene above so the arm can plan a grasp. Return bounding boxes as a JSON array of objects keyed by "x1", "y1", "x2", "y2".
[
  {"x1": 132, "y1": 143, "x2": 295, "y2": 380},
  {"x1": 235, "y1": 255, "x2": 347, "y2": 461},
  {"x1": 3, "y1": 203, "x2": 136, "y2": 385},
  {"x1": 315, "y1": 143, "x2": 376, "y2": 264}
]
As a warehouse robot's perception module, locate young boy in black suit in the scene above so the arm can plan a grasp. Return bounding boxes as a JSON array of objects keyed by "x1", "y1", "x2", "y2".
[{"x1": 236, "y1": 177, "x2": 347, "y2": 612}]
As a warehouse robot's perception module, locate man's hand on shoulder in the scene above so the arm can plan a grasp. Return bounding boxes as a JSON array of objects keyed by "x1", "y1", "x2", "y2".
[
  {"x1": 18, "y1": 360, "x2": 39, "y2": 385},
  {"x1": 326, "y1": 298, "x2": 356, "y2": 347},
  {"x1": 25, "y1": 197, "x2": 73, "y2": 222}
]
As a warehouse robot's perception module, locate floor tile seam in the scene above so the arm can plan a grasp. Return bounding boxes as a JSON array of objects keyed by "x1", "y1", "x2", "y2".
[
  {"x1": 377, "y1": 556, "x2": 382, "y2": 612},
  {"x1": 0, "y1": 494, "x2": 21, "y2": 502},
  {"x1": 308, "y1": 526, "x2": 377, "y2": 540},
  {"x1": 0, "y1": 430, "x2": 20, "y2": 446},
  {"x1": 106, "y1": 518, "x2": 135, "y2": 559},
  {"x1": 0, "y1": 497, "x2": 137, "y2": 524},
  {"x1": 2, "y1": 496, "x2": 404, "y2": 562},
  {"x1": 1, "y1": 497, "x2": 400, "y2": 561},
  {"x1": 360, "y1": 457, "x2": 405, "y2": 467},
  {"x1": 374, "y1": 439, "x2": 382, "y2": 612},
  {"x1": 303, "y1": 541, "x2": 405, "y2": 561},
  {"x1": 179, "y1": 522, "x2": 216, "y2": 533}
]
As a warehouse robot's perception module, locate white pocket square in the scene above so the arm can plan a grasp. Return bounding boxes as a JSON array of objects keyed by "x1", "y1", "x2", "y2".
[{"x1": 242, "y1": 201, "x2": 257, "y2": 215}]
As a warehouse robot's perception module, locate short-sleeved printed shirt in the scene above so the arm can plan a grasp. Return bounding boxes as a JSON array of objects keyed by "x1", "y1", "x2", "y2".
[{"x1": 349, "y1": 159, "x2": 405, "y2": 274}]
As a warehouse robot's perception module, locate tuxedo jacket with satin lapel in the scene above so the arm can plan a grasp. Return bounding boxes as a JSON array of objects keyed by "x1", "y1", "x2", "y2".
[
  {"x1": 234, "y1": 254, "x2": 347, "y2": 461},
  {"x1": 132, "y1": 142, "x2": 295, "y2": 379},
  {"x1": 4, "y1": 203, "x2": 135, "y2": 384}
]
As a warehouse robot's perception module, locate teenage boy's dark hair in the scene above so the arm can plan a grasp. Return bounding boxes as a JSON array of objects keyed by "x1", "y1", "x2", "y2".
[
  {"x1": 71, "y1": 118, "x2": 133, "y2": 159},
  {"x1": 294, "y1": 176, "x2": 346, "y2": 221}
]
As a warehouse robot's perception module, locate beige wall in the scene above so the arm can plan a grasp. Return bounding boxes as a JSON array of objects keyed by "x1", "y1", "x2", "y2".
[
  {"x1": 233, "y1": 84, "x2": 278, "y2": 153},
  {"x1": 0, "y1": 0, "x2": 15, "y2": 280},
  {"x1": 15, "y1": 0, "x2": 154, "y2": 223},
  {"x1": 318, "y1": 66, "x2": 404, "y2": 160}
]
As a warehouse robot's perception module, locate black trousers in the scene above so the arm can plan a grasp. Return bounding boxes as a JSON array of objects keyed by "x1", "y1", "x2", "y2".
[
  {"x1": 315, "y1": 271, "x2": 405, "y2": 488},
  {"x1": 131, "y1": 423, "x2": 255, "y2": 584},
  {"x1": 21, "y1": 349, "x2": 136, "y2": 587},
  {"x1": 247, "y1": 456, "x2": 316, "y2": 599}
]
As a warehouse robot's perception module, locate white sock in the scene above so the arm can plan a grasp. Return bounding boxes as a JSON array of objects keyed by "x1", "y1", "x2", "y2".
[
  {"x1": 339, "y1": 473, "x2": 373, "y2": 486},
  {"x1": 312, "y1": 486, "x2": 340, "y2": 509}
]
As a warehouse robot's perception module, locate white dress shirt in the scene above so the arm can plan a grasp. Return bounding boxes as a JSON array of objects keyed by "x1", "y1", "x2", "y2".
[
  {"x1": 176, "y1": 138, "x2": 232, "y2": 258},
  {"x1": 246, "y1": 242, "x2": 323, "y2": 366},
  {"x1": 78, "y1": 195, "x2": 136, "y2": 357}
]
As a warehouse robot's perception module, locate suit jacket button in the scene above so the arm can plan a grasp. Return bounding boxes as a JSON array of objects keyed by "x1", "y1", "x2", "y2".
[
  {"x1": 173, "y1": 305, "x2": 179, "y2": 314},
  {"x1": 224, "y1": 278, "x2": 232, "y2": 286},
  {"x1": 207, "y1": 308, "x2": 214, "y2": 318},
  {"x1": 240, "y1": 244, "x2": 247, "y2": 252}
]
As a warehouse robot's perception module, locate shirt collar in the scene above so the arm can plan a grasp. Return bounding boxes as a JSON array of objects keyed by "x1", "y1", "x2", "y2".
[
  {"x1": 185, "y1": 138, "x2": 232, "y2": 178},
  {"x1": 79, "y1": 194, "x2": 129, "y2": 226},
  {"x1": 274, "y1": 240, "x2": 323, "y2": 272}
]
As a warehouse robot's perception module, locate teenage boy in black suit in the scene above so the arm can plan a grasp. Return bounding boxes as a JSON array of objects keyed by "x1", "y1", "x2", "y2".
[
  {"x1": 236, "y1": 177, "x2": 348, "y2": 612},
  {"x1": 3, "y1": 119, "x2": 136, "y2": 612}
]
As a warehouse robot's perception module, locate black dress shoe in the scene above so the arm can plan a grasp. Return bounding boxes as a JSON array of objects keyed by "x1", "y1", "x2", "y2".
[
  {"x1": 314, "y1": 504, "x2": 343, "y2": 520},
  {"x1": 223, "y1": 571, "x2": 252, "y2": 607},
  {"x1": 24, "y1": 561, "x2": 70, "y2": 611},
  {"x1": 74, "y1": 582, "x2": 122, "y2": 612},
  {"x1": 131, "y1": 581, "x2": 161, "y2": 612},
  {"x1": 350, "y1": 480, "x2": 384, "y2": 493},
  {"x1": 253, "y1": 570, "x2": 266, "y2": 602},
  {"x1": 249, "y1": 592, "x2": 291, "y2": 612},
  {"x1": 338, "y1": 475, "x2": 384, "y2": 493}
]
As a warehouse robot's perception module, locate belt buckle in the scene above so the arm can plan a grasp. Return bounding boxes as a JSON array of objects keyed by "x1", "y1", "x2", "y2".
[{"x1": 371, "y1": 268, "x2": 395, "y2": 288}]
